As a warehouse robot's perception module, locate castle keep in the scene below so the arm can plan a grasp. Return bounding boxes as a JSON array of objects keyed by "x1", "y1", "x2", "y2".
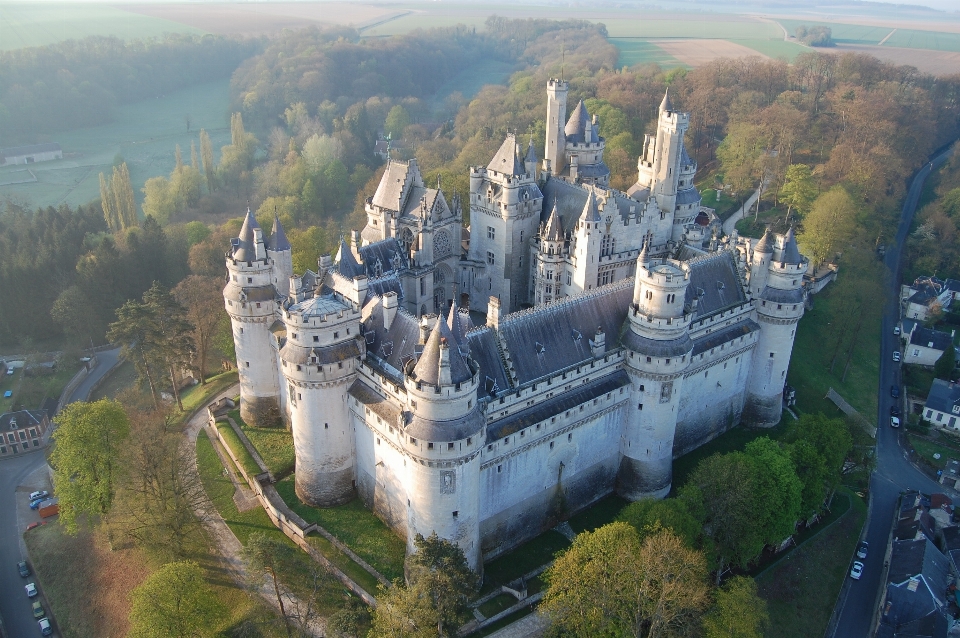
[{"x1": 225, "y1": 84, "x2": 807, "y2": 570}]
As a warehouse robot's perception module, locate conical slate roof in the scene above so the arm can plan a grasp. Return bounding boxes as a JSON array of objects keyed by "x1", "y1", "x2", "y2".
[
  {"x1": 780, "y1": 227, "x2": 803, "y2": 264},
  {"x1": 447, "y1": 299, "x2": 471, "y2": 352},
  {"x1": 580, "y1": 189, "x2": 601, "y2": 223},
  {"x1": 564, "y1": 100, "x2": 591, "y2": 143},
  {"x1": 487, "y1": 135, "x2": 524, "y2": 176},
  {"x1": 660, "y1": 88, "x2": 672, "y2": 113},
  {"x1": 232, "y1": 209, "x2": 261, "y2": 261},
  {"x1": 412, "y1": 317, "x2": 472, "y2": 386},
  {"x1": 525, "y1": 138, "x2": 538, "y2": 164},
  {"x1": 269, "y1": 214, "x2": 291, "y2": 251},
  {"x1": 336, "y1": 239, "x2": 363, "y2": 278},
  {"x1": 638, "y1": 240, "x2": 650, "y2": 266},
  {"x1": 754, "y1": 227, "x2": 774, "y2": 254},
  {"x1": 544, "y1": 203, "x2": 563, "y2": 241}
]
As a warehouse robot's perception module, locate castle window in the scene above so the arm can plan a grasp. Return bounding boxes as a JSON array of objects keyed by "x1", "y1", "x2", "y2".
[
  {"x1": 467, "y1": 437, "x2": 472, "y2": 445},
  {"x1": 498, "y1": 465, "x2": 502, "y2": 473},
  {"x1": 410, "y1": 437, "x2": 417, "y2": 444},
  {"x1": 568, "y1": 433, "x2": 573, "y2": 442},
  {"x1": 334, "y1": 332, "x2": 339, "y2": 338},
  {"x1": 296, "y1": 365, "x2": 302, "y2": 371},
  {"x1": 488, "y1": 444, "x2": 493, "y2": 451},
  {"x1": 769, "y1": 352, "x2": 775, "y2": 358},
  {"x1": 487, "y1": 251, "x2": 495, "y2": 265},
  {"x1": 566, "y1": 272, "x2": 572, "y2": 286},
  {"x1": 313, "y1": 335, "x2": 319, "y2": 342},
  {"x1": 245, "y1": 361, "x2": 250, "y2": 367},
  {"x1": 488, "y1": 226, "x2": 495, "y2": 240},
  {"x1": 520, "y1": 430, "x2": 525, "y2": 437},
  {"x1": 338, "y1": 362, "x2": 343, "y2": 369},
  {"x1": 239, "y1": 327, "x2": 243, "y2": 334},
  {"x1": 453, "y1": 511, "x2": 458, "y2": 518},
  {"x1": 777, "y1": 304, "x2": 782, "y2": 310},
  {"x1": 550, "y1": 442, "x2": 554, "y2": 449},
  {"x1": 666, "y1": 359, "x2": 670, "y2": 364},
  {"x1": 292, "y1": 333, "x2": 298, "y2": 340},
  {"x1": 428, "y1": 442, "x2": 434, "y2": 450},
  {"x1": 247, "y1": 277, "x2": 252, "y2": 283},
  {"x1": 411, "y1": 401, "x2": 417, "y2": 408},
  {"x1": 646, "y1": 290, "x2": 652, "y2": 300},
  {"x1": 448, "y1": 442, "x2": 455, "y2": 450},
  {"x1": 377, "y1": 438, "x2": 380, "y2": 445},
  {"x1": 504, "y1": 437, "x2": 509, "y2": 444},
  {"x1": 646, "y1": 357, "x2": 652, "y2": 363},
  {"x1": 297, "y1": 393, "x2": 302, "y2": 400},
  {"x1": 325, "y1": 423, "x2": 329, "y2": 429},
  {"x1": 638, "y1": 403, "x2": 643, "y2": 410},
  {"x1": 256, "y1": 302, "x2": 261, "y2": 308}
]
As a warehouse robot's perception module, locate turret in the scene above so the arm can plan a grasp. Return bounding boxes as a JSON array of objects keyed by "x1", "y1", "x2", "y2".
[
  {"x1": 524, "y1": 138, "x2": 538, "y2": 180},
  {"x1": 618, "y1": 248, "x2": 693, "y2": 499},
  {"x1": 744, "y1": 228, "x2": 806, "y2": 427},
  {"x1": 543, "y1": 78, "x2": 568, "y2": 175},
  {"x1": 533, "y1": 204, "x2": 565, "y2": 305},
  {"x1": 224, "y1": 210, "x2": 283, "y2": 426},
  {"x1": 402, "y1": 317, "x2": 483, "y2": 571},
  {"x1": 281, "y1": 290, "x2": 363, "y2": 506},
  {"x1": 267, "y1": 213, "x2": 293, "y2": 286},
  {"x1": 570, "y1": 190, "x2": 604, "y2": 295}
]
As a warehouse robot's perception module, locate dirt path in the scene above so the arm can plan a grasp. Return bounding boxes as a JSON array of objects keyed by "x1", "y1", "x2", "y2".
[
  {"x1": 183, "y1": 384, "x2": 326, "y2": 636},
  {"x1": 721, "y1": 185, "x2": 764, "y2": 236}
]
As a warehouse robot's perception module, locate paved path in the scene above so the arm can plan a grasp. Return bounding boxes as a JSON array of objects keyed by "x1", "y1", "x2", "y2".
[
  {"x1": 483, "y1": 612, "x2": 548, "y2": 638},
  {"x1": 827, "y1": 146, "x2": 956, "y2": 638},
  {"x1": 184, "y1": 384, "x2": 326, "y2": 637},
  {"x1": 721, "y1": 186, "x2": 763, "y2": 236},
  {"x1": 67, "y1": 347, "x2": 120, "y2": 405}
]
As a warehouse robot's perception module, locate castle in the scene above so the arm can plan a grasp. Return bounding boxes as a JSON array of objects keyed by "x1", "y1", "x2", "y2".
[{"x1": 224, "y1": 83, "x2": 808, "y2": 570}]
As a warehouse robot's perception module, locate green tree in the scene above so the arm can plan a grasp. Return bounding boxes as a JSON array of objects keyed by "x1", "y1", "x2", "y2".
[
  {"x1": 100, "y1": 171, "x2": 119, "y2": 231},
  {"x1": 935, "y1": 345, "x2": 957, "y2": 380},
  {"x1": 143, "y1": 283, "x2": 196, "y2": 411},
  {"x1": 406, "y1": 532, "x2": 479, "y2": 635},
  {"x1": 50, "y1": 285, "x2": 97, "y2": 344},
  {"x1": 173, "y1": 275, "x2": 224, "y2": 384},
  {"x1": 702, "y1": 576, "x2": 769, "y2": 638},
  {"x1": 50, "y1": 399, "x2": 130, "y2": 533},
  {"x1": 779, "y1": 163, "x2": 816, "y2": 218},
  {"x1": 184, "y1": 221, "x2": 211, "y2": 247},
  {"x1": 618, "y1": 496, "x2": 705, "y2": 553},
  {"x1": 142, "y1": 176, "x2": 177, "y2": 225},
  {"x1": 370, "y1": 580, "x2": 441, "y2": 638},
  {"x1": 744, "y1": 437, "x2": 802, "y2": 546},
  {"x1": 113, "y1": 163, "x2": 139, "y2": 229},
  {"x1": 541, "y1": 523, "x2": 710, "y2": 638},
  {"x1": 789, "y1": 440, "x2": 830, "y2": 518},
  {"x1": 128, "y1": 561, "x2": 224, "y2": 638},
  {"x1": 384, "y1": 105, "x2": 412, "y2": 139},
  {"x1": 199, "y1": 128, "x2": 217, "y2": 192},
  {"x1": 798, "y1": 186, "x2": 858, "y2": 268},
  {"x1": 243, "y1": 532, "x2": 296, "y2": 638}
]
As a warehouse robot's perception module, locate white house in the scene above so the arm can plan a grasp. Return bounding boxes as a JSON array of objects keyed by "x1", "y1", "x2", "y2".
[
  {"x1": 902, "y1": 276, "x2": 956, "y2": 321},
  {"x1": 924, "y1": 379, "x2": 960, "y2": 430},
  {"x1": 907, "y1": 325, "x2": 954, "y2": 367}
]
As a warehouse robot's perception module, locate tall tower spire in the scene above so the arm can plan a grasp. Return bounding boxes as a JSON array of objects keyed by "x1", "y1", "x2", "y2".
[{"x1": 543, "y1": 78, "x2": 568, "y2": 176}]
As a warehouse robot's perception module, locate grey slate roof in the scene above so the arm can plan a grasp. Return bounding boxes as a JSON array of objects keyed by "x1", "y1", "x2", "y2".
[
  {"x1": 679, "y1": 144, "x2": 695, "y2": 170},
  {"x1": 232, "y1": 210, "x2": 261, "y2": 261},
  {"x1": 564, "y1": 100, "x2": 589, "y2": 141},
  {"x1": 367, "y1": 275, "x2": 404, "y2": 303},
  {"x1": 543, "y1": 203, "x2": 563, "y2": 241},
  {"x1": 411, "y1": 317, "x2": 473, "y2": 387},
  {"x1": 268, "y1": 215, "x2": 291, "y2": 252},
  {"x1": 465, "y1": 327, "x2": 511, "y2": 396},
  {"x1": 447, "y1": 302, "x2": 473, "y2": 352},
  {"x1": 580, "y1": 189, "x2": 601, "y2": 222},
  {"x1": 358, "y1": 238, "x2": 408, "y2": 277},
  {"x1": 524, "y1": 139, "x2": 538, "y2": 164},
  {"x1": 487, "y1": 371, "x2": 630, "y2": 442},
  {"x1": 889, "y1": 537, "x2": 950, "y2": 591},
  {"x1": 0, "y1": 410, "x2": 46, "y2": 430},
  {"x1": 622, "y1": 331, "x2": 693, "y2": 358},
  {"x1": 925, "y1": 379, "x2": 960, "y2": 415},
  {"x1": 753, "y1": 227, "x2": 774, "y2": 254},
  {"x1": 497, "y1": 280, "x2": 634, "y2": 385},
  {"x1": 660, "y1": 88, "x2": 672, "y2": 113},
  {"x1": 676, "y1": 187, "x2": 702, "y2": 206},
  {"x1": 691, "y1": 319, "x2": 760, "y2": 356},
  {"x1": 684, "y1": 251, "x2": 747, "y2": 317},
  {"x1": 910, "y1": 327, "x2": 953, "y2": 352},
  {"x1": 779, "y1": 227, "x2": 803, "y2": 265},
  {"x1": 569, "y1": 163, "x2": 610, "y2": 179},
  {"x1": 336, "y1": 240, "x2": 364, "y2": 278},
  {"x1": 371, "y1": 159, "x2": 422, "y2": 213},
  {"x1": 487, "y1": 135, "x2": 524, "y2": 176},
  {"x1": 541, "y1": 178, "x2": 646, "y2": 232},
  {"x1": 762, "y1": 286, "x2": 804, "y2": 304},
  {"x1": 361, "y1": 299, "x2": 422, "y2": 381},
  {"x1": 878, "y1": 538, "x2": 950, "y2": 638}
]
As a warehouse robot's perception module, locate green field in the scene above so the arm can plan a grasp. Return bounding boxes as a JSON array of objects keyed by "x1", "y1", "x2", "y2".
[
  {"x1": 731, "y1": 38, "x2": 808, "y2": 61},
  {"x1": 0, "y1": 80, "x2": 231, "y2": 211},
  {"x1": 884, "y1": 28, "x2": 960, "y2": 52},
  {"x1": 603, "y1": 18, "x2": 779, "y2": 40},
  {"x1": 0, "y1": 3, "x2": 201, "y2": 51},
  {"x1": 610, "y1": 39, "x2": 685, "y2": 68},
  {"x1": 777, "y1": 19, "x2": 894, "y2": 45}
]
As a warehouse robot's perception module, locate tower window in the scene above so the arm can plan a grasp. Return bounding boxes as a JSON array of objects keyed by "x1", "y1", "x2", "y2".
[
  {"x1": 334, "y1": 332, "x2": 339, "y2": 338},
  {"x1": 247, "y1": 277, "x2": 252, "y2": 283},
  {"x1": 487, "y1": 251, "x2": 495, "y2": 265},
  {"x1": 550, "y1": 442, "x2": 554, "y2": 449},
  {"x1": 568, "y1": 433, "x2": 573, "y2": 442},
  {"x1": 638, "y1": 403, "x2": 643, "y2": 410},
  {"x1": 639, "y1": 384, "x2": 644, "y2": 391},
  {"x1": 324, "y1": 423, "x2": 329, "y2": 429},
  {"x1": 448, "y1": 442, "x2": 455, "y2": 450},
  {"x1": 488, "y1": 226, "x2": 495, "y2": 240},
  {"x1": 497, "y1": 465, "x2": 502, "y2": 473},
  {"x1": 410, "y1": 437, "x2": 417, "y2": 444},
  {"x1": 453, "y1": 511, "x2": 459, "y2": 518},
  {"x1": 428, "y1": 442, "x2": 434, "y2": 450},
  {"x1": 769, "y1": 352, "x2": 775, "y2": 358},
  {"x1": 256, "y1": 302, "x2": 261, "y2": 308},
  {"x1": 245, "y1": 361, "x2": 249, "y2": 367},
  {"x1": 313, "y1": 335, "x2": 319, "y2": 342}
]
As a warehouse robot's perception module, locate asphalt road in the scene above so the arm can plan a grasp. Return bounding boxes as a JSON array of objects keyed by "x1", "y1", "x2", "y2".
[
  {"x1": 829, "y1": 148, "x2": 956, "y2": 638},
  {"x1": 0, "y1": 347, "x2": 120, "y2": 637}
]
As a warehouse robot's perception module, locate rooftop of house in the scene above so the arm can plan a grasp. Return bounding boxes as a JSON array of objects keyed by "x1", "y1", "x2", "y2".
[
  {"x1": 0, "y1": 410, "x2": 47, "y2": 431},
  {"x1": 925, "y1": 379, "x2": 960, "y2": 415},
  {"x1": 909, "y1": 326, "x2": 953, "y2": 352}
]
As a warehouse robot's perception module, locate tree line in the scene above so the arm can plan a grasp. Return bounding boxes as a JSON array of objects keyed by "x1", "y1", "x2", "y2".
[{"x1": 0, "y1": 33, "x2": 259, "y2": 146}]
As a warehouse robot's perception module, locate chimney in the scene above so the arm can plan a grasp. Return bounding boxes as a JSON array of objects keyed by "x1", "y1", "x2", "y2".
[
  {"x1": 591, "y1": 326, "x2": 605, "y2": 358},
  {"x1": 487, "y1": 296, "x2": 501, "y2": 330},
  {"x1": 383, "y1": 291, "x2": 399, "y2": 330},
  {"x1": 419, "y1": 316, "x2": 432, "y2": 344},
  {"x1": 438, "y1": 337, "x2": 451, "y2": 385}
]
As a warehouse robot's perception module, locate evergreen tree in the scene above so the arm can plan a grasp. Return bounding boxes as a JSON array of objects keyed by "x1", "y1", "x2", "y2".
[
  {"x1": 200, "y1": 129, "x2": 216, "y2": 192},
  {"x1": 935, "y1": 345, "x2": 957, "y2": 380}
]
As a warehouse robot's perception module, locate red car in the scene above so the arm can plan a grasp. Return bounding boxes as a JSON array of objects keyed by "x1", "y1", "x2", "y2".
[{"x1": 25, "y1": 522, "x2": 45, "y2": 532}]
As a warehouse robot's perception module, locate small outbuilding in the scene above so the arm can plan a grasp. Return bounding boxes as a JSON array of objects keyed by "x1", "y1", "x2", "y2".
[{"x1": 0, "y1": 143, "x2": 62, "y2": 166}]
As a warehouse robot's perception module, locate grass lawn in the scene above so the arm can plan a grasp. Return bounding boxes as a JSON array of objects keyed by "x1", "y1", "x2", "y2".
[
  {"x1": 196, "y1": 430, "x2": 361, "y2": 614},
  {"x1": 701, "y1": 188, "x2": 741, "y2": 221},
  {"x1": 603, "y1": 18, "x2": 779, "y2": 39},
  {"x1": 215, "y1": 422, "x2": 263, "y2": 478},
  {"x1": 907, "y1": 434, "x2": 960, "y2": 471},
  {"x1": 474, "y1": 606, "x2": 534, "y2": 636},
  {"x1": 9, "y1": 361, "x2": 83, "y2": 412},
  {"x1": 735, "y1": 205, "x2": 786, "y2": 238},
  {"x1": 568, "y1": 493, "x2": 629, "y2": 534},
  {"x1": 731, "y1": 38, "x2": 807, "y2": 61},
  {"x1": 478, "y1": 592, "x2": 518, "y2": 618},
  {"x1": 787, "y1": 263, "x2": 883, "y2": 421},
  {"x1": 756, "y1": 488, "x2": 867, "y2": 638},
  {"x1": 884, "y1": 29, "x2": 960, "y2": 52},
  {"x1": 0, "y1": 80, "x2": 231, "y2": 211},
  {"x1": 482, "y1": 530, "x2": 570, "y2": 594},
  {"x1": 776, "y1": 19, "x2": 894, "y2": 46},
  {"x1": 0, "y1": 3, "x2": 201, "y2": 50},
  {"x1": 275, "y1": 475, "x2": 406, "y2": 582},
  {"x1": 89, "y1": 359, "x2": 137, "y2": 401},
  {"x1": 228, "y1": 409, "x2": 295, "y2": 478},
  {"x1": 610, "y1": 39, "x2": 685, "y2": 69}
]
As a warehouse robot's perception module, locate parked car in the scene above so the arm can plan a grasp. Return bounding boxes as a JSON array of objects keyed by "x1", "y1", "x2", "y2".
[
  {"x1": 32, "y1": 600, "x2": 44, "y2": 619},
  {"x1": 893, "y1": 351, "x2": 902, "y2": 362},
  {"x1": 891, "y1": 405, "x2": 901, "y2": 417},
  {"x1": 25, "y1": 522, "x2": 44, "y2": 531},
  {"x1": 29, "y1": 491, "x2": 48, "y2": 501},
  {"x1": 17, "y1": 561, "x2": 29, "y2": 577},
  {"x1": 891, "y1": 385, "x2": 900, "y2": 398},
  {"x1": 39, "y1": 617, "x2": 52, "y2": 636},
  {"x1": 857, "y1": 541, "x2": 869, "y2": 559},
  {"x1": 25, "y1": 582, "x2": 37, "y2": 597},
  {"x1": 29, "y1": 498, "x2": 46, "y2": 510},
  {"x1": 850, "y1": 561, "x2": 864, "y2": 580},
  {"x1": 894, "y1": 326, "x2": 901, "y2": 335},
  {"x1": 891, "y1": 417, "x2": 901, "y2": 428}
]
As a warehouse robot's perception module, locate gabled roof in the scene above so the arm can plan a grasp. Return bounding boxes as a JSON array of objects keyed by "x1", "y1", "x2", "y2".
[
  {"x1": 371, "y1": 159, "x2": 424, "y2": 213},
  {"x1": 524, "y1": 138, "x2": 538, "y2": 164},
  {"x1": 543, "y1": 203, "x2": 563, "y2": 241},
  {"x1": 925, "y1": 379, "x2": 960, "y2": 416},
  {"x1": 358, "y1": 238, "x2": 407, "y2": 278},
  {"x1": 0, "y1": 410, "x2": 46, "y2": 430},
  {"x1": 232, "y1": 210, "x2": 261, "y2": 261},
  {"x1": 446, "y1": 299, "x2": 473, "y2": 352},
  {"x1": 910, "y1": 326, "x2": 953, "y2": 352},
  {"x1": 361, "y1": 296, "x2": 421, "y2": 382},
  {"x1": 579, "y1": 189, "x2": 601, "y2": 223},
  {"x1": 487, "y1": 135, "x2": 525, "y2": 176},
  {"x1": 684, "y1": 251, "x2": 747, "y2": 317},
  {"x1": 411, "y1": 317, "x2": 473, "y2": 387},
  {"x1": 336, "y1": 239, "x2": 364, "y2": 278}
]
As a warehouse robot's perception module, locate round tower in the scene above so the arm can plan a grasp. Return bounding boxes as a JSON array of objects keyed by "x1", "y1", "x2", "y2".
[
  {"x1": 282, "y1": 290, "x2": 363, "y2": 506},
  {"x1": 402, "y1": 316, "x2": 484, "y2": 572},
  {"x1": 224, "y1": 211, "x2": 282, "y2": 426},
  {"x1": 267, "y1": 213, "x2": 293, "y2": 287},
  {"x1": 534, "y1": 204, "x2": 566, "y2": 305},
  {"x1": 618, "y1": 244, "x2": 693, "y2": 500},
  {"x1": 747, "y1": 227, "x2": 774, "y2": 296},
  {"x1": 744, "y1": 228, "x2": 806, "y2": 427}
]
